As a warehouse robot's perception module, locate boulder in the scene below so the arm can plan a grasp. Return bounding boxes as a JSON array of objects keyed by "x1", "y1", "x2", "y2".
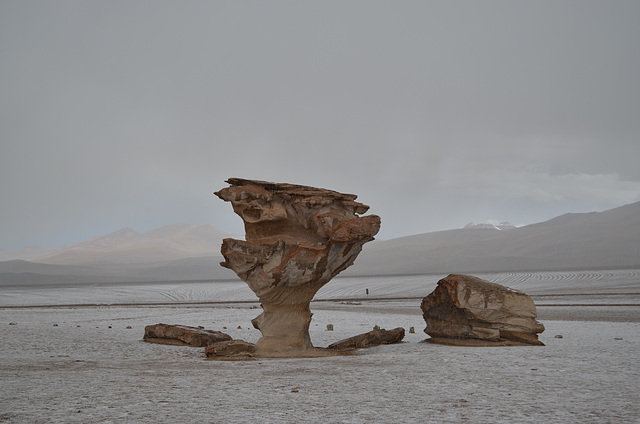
[
  {"x1": 205, "y1": 340, "x2": 257, "y2": 359},
  {"x1": 215, "y1": 178, "x2": 380, "y2": 357},
  {"x1": 143, "y1": 323, "x2": 232, "y2": 347},
  {"x1": 421, "y1": 274, "x2": 545, "y2": 346},
  {"x1": 327, "y1": 327, "x2": 405, "y2": 350}
]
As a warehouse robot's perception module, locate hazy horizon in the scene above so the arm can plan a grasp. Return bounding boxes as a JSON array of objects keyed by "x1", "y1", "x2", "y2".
[
  {"x1": 2, "y1": 198, "x2": 637, "y2": 252},
  {"x1": 2, "y1": 1, "x2": 639, "y2": 249}
]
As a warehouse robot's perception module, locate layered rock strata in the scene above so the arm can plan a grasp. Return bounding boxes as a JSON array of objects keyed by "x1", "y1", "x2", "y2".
[
  {"x1": 215, "y1": 178, "x2": 380, "y2": 356},
  {"x1": 421, "y1": 274, "x2": 545, "y2": 346}
]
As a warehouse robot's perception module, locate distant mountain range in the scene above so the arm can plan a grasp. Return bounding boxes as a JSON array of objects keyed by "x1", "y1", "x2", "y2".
[
  {"x1": 0, "y1": 224, "x2": 237, "y2": 264},
  {"x1": 0, "y1": 224, "x2": 240, "y2": 285},
  {"x1": 347, "y1": 201, "x2": 640, "y2": 275},
  {"x1": 1, "y1": 202, "x2": 639, "y2": 286}
]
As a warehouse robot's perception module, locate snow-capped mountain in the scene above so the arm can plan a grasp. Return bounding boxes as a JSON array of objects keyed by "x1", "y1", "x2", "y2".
[{"x1": 462, "y1": 221, "x2": 517, "y2": 230}]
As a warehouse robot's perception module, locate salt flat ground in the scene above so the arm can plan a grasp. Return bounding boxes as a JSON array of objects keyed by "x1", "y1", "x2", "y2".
[{"x1": 1, "y1": 270, "x2": 639, "y2": 423}]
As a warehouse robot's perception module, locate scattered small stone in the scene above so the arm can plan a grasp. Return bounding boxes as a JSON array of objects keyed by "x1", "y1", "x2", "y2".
[
  {"x1": 326, "y1": 324, "x2": 334, "y2": 331},
  {"x1": 531, "y1": 368, "x2": 538, "y2": 371},
  {"x1": 555, "y1": 335, "x2": 563, "y2": 338},
  {"x1": 9, "y1": 322, "x2": 17, "y2": 326},
  {"x1": 77, "y1": 325, "x2": 81, "y2": 328},
  {"x1": 126, "y1": 326, "x2": 132, "y2": 329},
  {"x1": 223, "y1": 326, "x2": 227, "y2": 329},
  {"x1": 108, "y1": 326, "x2": 112, "y2": 329},
  {"x1": 53, "y1": 323, "x2": 58, "y2": 327},
  {"x1": 237, "y1": 325, "x2": 242, "y2": 329},
  {"x1": 614, "y1": 337, "x2": 623, "y2": 340},
  {"x1": 291, "y1": 387, "x2": 300, "y2": 393},
  {"x1": 409, "y1": 327, "x2": 415, "y2": 334},
  {"x1": 373, "y1": 325, "x2": 380, "y2": 331},
  {"x1": 198, "y1": 326, "x2": 204, "y2": 329}
]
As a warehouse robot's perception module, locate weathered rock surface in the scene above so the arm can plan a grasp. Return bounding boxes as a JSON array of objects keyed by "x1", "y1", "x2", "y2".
[
  {"x1": 205, "y1": 340, "x2": 257, "y2": 359},
  {"x1": 421, "y1": 274, "x2": 545, "y2": 346},
  {"x1": 143, "y1": 323, "x2": 232, "y2": 347},
  {"x1": 215, "y1": 178, "x2": 380, "y2": 356},
  {"x1": 327, "y1": 327, "x2": 406, "y2": 350}
]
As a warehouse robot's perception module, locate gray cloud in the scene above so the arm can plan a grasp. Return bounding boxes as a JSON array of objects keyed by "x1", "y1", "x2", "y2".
[{"x1": 1, "y1": 1, "x2": 639, "y2": 248}]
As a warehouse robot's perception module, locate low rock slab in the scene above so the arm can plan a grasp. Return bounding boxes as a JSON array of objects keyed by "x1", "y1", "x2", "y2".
[
  {"x1": 205, "y1": 340, "x2": 257, "y2": 360},
  {"x1": 144, "y1": 323, "x2": 232, "y2": 347},
  {"x1": 327, "y1": 327, "x2": 405, "y2": 350},
  {"x1": 421, "y1": 274, "x2": 545, "y2": 346}
]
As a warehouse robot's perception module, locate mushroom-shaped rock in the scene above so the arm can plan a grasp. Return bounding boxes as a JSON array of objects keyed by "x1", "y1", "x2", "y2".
[
  {"x1": 215, "y1": 178, "x2": 380, "y2": 356},
  {"x1": 421, "y1": 274, "x2": 545, "y2": 346}
]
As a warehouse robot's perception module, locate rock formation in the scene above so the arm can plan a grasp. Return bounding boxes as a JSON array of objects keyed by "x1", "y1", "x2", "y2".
[
  {"x1": 205, "y1": 340, "x2": 257, "y2": 359},
  {"x1": 327, "y1": 327, "x2": 405, "y2": 351},
  {"x1": 143, "y1": 323, "x2": 232, "y2": 347},
  {"x1": 215, "y1": 178, "x2": 380, "y2": 356},
  {"x1": 421, "y1": 274, "x2": 545, "y2": 346}
]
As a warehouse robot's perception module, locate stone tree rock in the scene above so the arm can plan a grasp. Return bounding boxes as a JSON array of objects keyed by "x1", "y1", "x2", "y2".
[
  {"x1": 215, "y1": 178, "x2": 380, "y2": 356},
  {"x1": 421, "y1": 274, "x2": 545, "y2": 346}
]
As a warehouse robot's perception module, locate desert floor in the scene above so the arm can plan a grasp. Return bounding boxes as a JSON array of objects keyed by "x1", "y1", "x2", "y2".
[{"x1": 1, "y1": 270, "x2": 638, "y2": 423}]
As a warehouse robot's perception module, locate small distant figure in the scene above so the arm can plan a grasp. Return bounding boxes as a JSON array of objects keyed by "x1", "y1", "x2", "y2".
[
  {"x1": 373, "y1": 325, "x2": 380, "y2": 331},
  {"x1": 409, "y1": 327, "x2": 415, "y2": 333},
  {"x1": 366, "y1": 288, "x2": 369, "y2": 296}
]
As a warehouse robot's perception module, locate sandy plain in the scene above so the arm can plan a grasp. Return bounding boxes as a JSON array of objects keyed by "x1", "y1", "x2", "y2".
[{"x1": 1, "y1": 270, "x2": 639, "y2": 423}]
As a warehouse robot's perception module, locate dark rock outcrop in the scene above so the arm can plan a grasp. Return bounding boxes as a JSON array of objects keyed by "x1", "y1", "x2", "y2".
[
  {"x1": 205, "y1": 340, "x2": 257, "y2": 359},
  {"x1": 215, "y1": 178, "x2": 380, "y2": 357},
  {"x1": 143, "y1": 323, "x2": 232, "y2": 347},
  {"x1": 327, "y1": 327, "x2": 405, "y2": 350},
  {"x1": 421, "y1": 274, "x2": 545, "y2": 346}
]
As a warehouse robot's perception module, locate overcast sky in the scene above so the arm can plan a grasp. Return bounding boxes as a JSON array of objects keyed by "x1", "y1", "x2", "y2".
[{"x1": 1, "y1": 1, "x2": 639, "y2": 249}]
